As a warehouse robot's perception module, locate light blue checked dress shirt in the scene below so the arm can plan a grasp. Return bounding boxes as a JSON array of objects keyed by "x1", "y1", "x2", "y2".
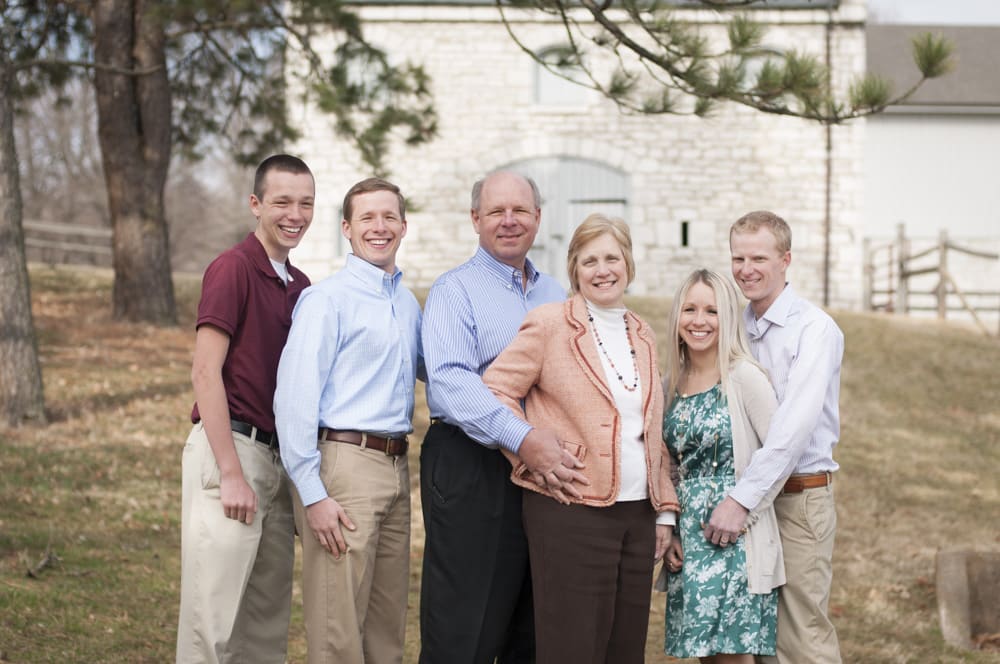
[
  {"x1": 274, "y1": 254, "x2": 423, "y2": 506},
  {"x1": 729, "y1": 284, "x2": 844, "y2": 511},
  {"x1": 422, "y1": 247, "x2": 566, "y2": 453}
]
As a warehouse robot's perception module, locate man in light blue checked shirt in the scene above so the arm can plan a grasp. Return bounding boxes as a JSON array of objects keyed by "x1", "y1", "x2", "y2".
[
  {"x1": 274, "y1": 177, "x2": 422, "y2": 664},
  {"x1": 418, "y1": 170, "x2": 589, "y2": 664}
]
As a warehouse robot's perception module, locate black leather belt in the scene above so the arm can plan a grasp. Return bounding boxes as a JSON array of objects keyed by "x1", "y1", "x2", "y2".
[{"x1": 231, "y1": 419, "x2": 279, "y2": 449}]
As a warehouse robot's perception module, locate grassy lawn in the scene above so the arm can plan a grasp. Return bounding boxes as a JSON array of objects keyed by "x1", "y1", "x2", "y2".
[{"x1": 1, "y1": 265, "x2": 998, "y2": 663}]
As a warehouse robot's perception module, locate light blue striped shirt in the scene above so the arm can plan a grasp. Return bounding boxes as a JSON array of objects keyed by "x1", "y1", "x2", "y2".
[
  {"x1": 274, "y1": 254, "x2": 423, "y2": 506},
  {"x1": 423, "y1": 247, "x2": 566, "y2": 452},
  {"x1": 730, "y1": 284, "x2": 844, "y2": 511}
]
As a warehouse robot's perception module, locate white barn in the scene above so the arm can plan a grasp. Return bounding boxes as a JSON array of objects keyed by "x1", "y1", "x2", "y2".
[{"x1": 864, "y1": 24, "x2": 1000, "y2": 324}]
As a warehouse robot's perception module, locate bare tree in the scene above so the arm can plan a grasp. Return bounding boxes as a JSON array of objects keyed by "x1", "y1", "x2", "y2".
[
  {"x1": 16, "y1": 82, "x2": 107, "y2": 227},
  {"x1": 0, "y1": 7, "x2": 48, "y2": 426}
]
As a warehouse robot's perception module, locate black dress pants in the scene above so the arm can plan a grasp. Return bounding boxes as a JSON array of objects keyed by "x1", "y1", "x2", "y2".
[{"x1": 418, "y1": 421, "x2": 535, "y2": 664}]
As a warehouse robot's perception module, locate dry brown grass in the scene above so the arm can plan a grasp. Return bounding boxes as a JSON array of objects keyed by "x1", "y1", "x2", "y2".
[{"x1": 1, "y1": 266, "x2": 998, "y2": 663}]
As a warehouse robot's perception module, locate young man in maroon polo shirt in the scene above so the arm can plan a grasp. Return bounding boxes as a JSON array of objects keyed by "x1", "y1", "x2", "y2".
[{"x1": 176, "y1": 154, "x2": 315, "y2": 664}]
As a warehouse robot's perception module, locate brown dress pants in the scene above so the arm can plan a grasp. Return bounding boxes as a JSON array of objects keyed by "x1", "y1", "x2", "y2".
[{"x1": 522, "y1": 491, "x2": 656, "y2": 664}]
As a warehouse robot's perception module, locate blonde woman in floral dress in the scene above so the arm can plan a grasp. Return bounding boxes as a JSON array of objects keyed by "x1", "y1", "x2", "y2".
[{"x1": 658, "y1": 269, "x2": 784, "y2": 663}]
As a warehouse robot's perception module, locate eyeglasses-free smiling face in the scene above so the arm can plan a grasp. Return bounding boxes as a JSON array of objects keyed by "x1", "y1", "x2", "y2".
[
  {"x1": 342, "y1": 189, "x2": 407, "y2": 273},
  {"x1": 730, "y1": 227, "x2": 790, "y2": 318},
  {"x1": 251, "y1": 170, "x2": 315, "y2": 262},
  {"x1": 677, "y1": 281, "x2": 719, "y2": 355},
  {"x1": 575, "y1": 232, "x2": 628, "y2": 309},
  {"x1": 471, "y1": 172, "x2": 541, "y2": 271}
]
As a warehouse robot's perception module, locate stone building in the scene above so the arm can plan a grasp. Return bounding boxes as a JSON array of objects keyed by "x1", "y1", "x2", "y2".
[{"x1": 292, "y1": 0, "x2": 867, "y2": 308}]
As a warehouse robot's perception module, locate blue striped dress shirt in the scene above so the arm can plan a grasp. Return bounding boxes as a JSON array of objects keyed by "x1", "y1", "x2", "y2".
[
  {"x1": 729, "y1": 284, "x2": 844, "y2": 511},
  {"x1": 423, "y1": 247, "x2": 566, "y2": 453},
  {"x1": 274, "y1": 254, "x2": 423, "y2": 506}
]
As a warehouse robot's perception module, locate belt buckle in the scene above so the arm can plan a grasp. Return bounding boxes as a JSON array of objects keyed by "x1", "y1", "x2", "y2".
[
  {"x1": 251, "y1": 426, "x2": 276, "y2": 449},
  {"x1": 385, "y1": 436, "x2": 407, "y2": 456}
]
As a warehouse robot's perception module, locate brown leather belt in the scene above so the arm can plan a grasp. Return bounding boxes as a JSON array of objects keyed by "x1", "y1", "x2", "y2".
[
  {"x1": 782, "y1": 472, "x2": 832, "y2": 494},
  {"x1": 318, "y1": 428, "x2": 408, "y2": 456}
]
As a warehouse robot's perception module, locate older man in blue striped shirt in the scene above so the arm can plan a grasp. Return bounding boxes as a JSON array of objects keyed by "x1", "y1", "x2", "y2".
[
  {"x1": 275, "y1": 177, "x2": 422, "y2": 664},
  {"x1": 418, "y1": 170, "x2": 588, "y2": 663}
]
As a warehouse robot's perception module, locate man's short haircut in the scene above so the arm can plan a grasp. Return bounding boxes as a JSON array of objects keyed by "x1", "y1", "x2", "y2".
[
  {"x1": 566, "y1": 213, "x2": 636, "y2": 293},
  {"x1": 342, "y1": 177, "x2": 406, "y2": 222},
  {"x1": 470, "y1": 171, "x2": 542, "y2": 211},
  {"x1": 730, "y1": 210, "x2": 792, "y2": 254},
  {"x1": 253, "y1": 154, "x2": 313, "y2": 200}
]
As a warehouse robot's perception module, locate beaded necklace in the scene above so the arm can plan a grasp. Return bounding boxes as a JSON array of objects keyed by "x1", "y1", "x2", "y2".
[{"x1": 587, "y1": 310, "x2": 639, "y2": 392}]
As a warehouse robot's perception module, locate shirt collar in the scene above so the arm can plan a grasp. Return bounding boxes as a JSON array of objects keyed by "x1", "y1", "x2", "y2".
[
  {"x1": 744, "y1": 283, "x2": 797, "y2": 339},
  {"x1": 243, "y1": 232, "x2": 283, "y2": 279},
  {"x1": 345, "y1": 253, "x2": 402, "y2": 295},
  {"x1": 761, "y1": 283, "x2": 796, "y2": 326},
  {"x1": 472, "y1": 246, "x2": 541, "y2": 290}
]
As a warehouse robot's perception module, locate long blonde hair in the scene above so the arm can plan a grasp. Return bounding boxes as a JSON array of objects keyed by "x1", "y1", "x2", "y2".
[{"x1": 663, "y1": 269, "x2": 760, "y2": 408}]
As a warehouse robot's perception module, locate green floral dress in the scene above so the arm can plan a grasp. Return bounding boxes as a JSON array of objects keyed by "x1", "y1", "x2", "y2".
[{"x1": 662, "y1": 384, "x2": 777, "y2": 658}]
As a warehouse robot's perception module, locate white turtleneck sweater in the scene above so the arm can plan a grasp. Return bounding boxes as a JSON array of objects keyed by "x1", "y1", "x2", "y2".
[
  {"x1": 587, "y1": 300, "x2": 649, "y2": 501},
  {"x1": 587, "y1": 301, "x2": 675, "y2": 526}
]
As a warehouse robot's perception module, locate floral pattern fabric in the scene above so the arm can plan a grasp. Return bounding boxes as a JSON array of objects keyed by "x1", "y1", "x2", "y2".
[{"x1": 662, "y1": 384, "x2": 777, "y2": 658}]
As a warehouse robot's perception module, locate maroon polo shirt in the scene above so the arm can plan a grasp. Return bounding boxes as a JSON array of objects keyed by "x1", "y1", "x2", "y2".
[{"x1": 190, "y1": 232, "x2": 310, "y2": 433}]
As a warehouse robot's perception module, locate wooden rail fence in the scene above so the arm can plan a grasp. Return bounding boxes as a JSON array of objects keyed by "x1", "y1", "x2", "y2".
[
  {"x1": 23, "y1": 220, "x2": 112, "y2": 267},
  {"x1": 863, "y1": 224, "x2": 1000, "y2": 336}
]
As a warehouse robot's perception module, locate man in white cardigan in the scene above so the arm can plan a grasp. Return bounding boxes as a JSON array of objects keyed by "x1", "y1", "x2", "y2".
[{"x1": 707, "y1": 210, "x2": 845, "y2": 664}]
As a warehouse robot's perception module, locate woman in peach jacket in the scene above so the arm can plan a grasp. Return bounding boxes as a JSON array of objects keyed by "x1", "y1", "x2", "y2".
[{"x1": 483, "y1": 213, "x2": 680, "y2": 664}]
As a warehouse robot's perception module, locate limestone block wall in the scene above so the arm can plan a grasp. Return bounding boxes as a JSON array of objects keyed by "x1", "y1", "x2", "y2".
[{"x1": 291, "y1": 0, "x2": 868, "y2": 310}]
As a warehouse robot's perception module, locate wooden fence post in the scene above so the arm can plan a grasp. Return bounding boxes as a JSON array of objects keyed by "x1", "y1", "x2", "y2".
[
  {"x1": 862, "y1": 237, "x2": 873, "y2": 311},
  {"x1": 937, "y1": 229, "x2": 949, "y2": 320},
  {"x1": 896, "y1": 223, "x2": 909, "y2": 314}
]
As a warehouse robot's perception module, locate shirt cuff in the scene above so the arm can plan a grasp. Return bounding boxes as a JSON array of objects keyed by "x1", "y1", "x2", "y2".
[
  {"x1": 294, "y1": 475, "x2": 329, "y2": 507},
  {"x1": 728, "y1": 484, "x2": 759, "y2": 512},
  {"x1": 656, "y1": 511, "x2": 677, "y2": 526},
  {"x1": 496, "y1": 418, "x2": 534, "y2": 454}
]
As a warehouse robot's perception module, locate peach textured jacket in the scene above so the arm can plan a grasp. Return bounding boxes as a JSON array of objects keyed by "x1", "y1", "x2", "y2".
[{"x1": 482, "y1": 294, "x2": 680, "y2": 514}]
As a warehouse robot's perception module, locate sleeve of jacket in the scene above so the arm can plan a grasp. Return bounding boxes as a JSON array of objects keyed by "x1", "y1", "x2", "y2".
[
  {"x1": 650, "y1": 359, "x2": 680, "y2": 514},
  {"x1": 660, "y1": 370, "x2": 681, "y2": 488},
  {"x1": 482, "y1": 308, "x2": 549, "y2": 465}
]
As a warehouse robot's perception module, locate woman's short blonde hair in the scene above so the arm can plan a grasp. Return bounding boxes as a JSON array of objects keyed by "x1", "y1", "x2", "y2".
[{"x1": 566, "y1": 213, "x2": 636, "y2": 293}]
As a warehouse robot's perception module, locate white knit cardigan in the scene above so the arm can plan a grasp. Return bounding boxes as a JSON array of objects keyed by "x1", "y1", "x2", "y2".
[{"x1": 656, "y1": 359, "x2": 785, "y2": 594}]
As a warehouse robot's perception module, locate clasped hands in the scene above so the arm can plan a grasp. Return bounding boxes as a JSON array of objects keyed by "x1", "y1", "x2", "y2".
[{"x1": 517, "y1": 428, "x2": 590, "y2": 504}]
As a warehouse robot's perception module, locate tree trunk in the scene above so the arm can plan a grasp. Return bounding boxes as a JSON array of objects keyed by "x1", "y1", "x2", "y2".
[
  {"x1": 0, "y1": 60, "x2": 47, "y2": 426},
  {"x1": 92, "y1": 0, "x2": 177, "y2": 325}
]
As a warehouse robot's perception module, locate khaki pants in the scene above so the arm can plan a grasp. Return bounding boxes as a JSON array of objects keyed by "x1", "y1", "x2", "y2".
[
  {"x1": 295, "y1": 440, "x2": 411, "y2": 664},
  {"x1": 176, "y1": 424, "x2": 295, "y2": 664},
  {"x1": 759, "y1": 484, "x2": 841, "y2": 664}
]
